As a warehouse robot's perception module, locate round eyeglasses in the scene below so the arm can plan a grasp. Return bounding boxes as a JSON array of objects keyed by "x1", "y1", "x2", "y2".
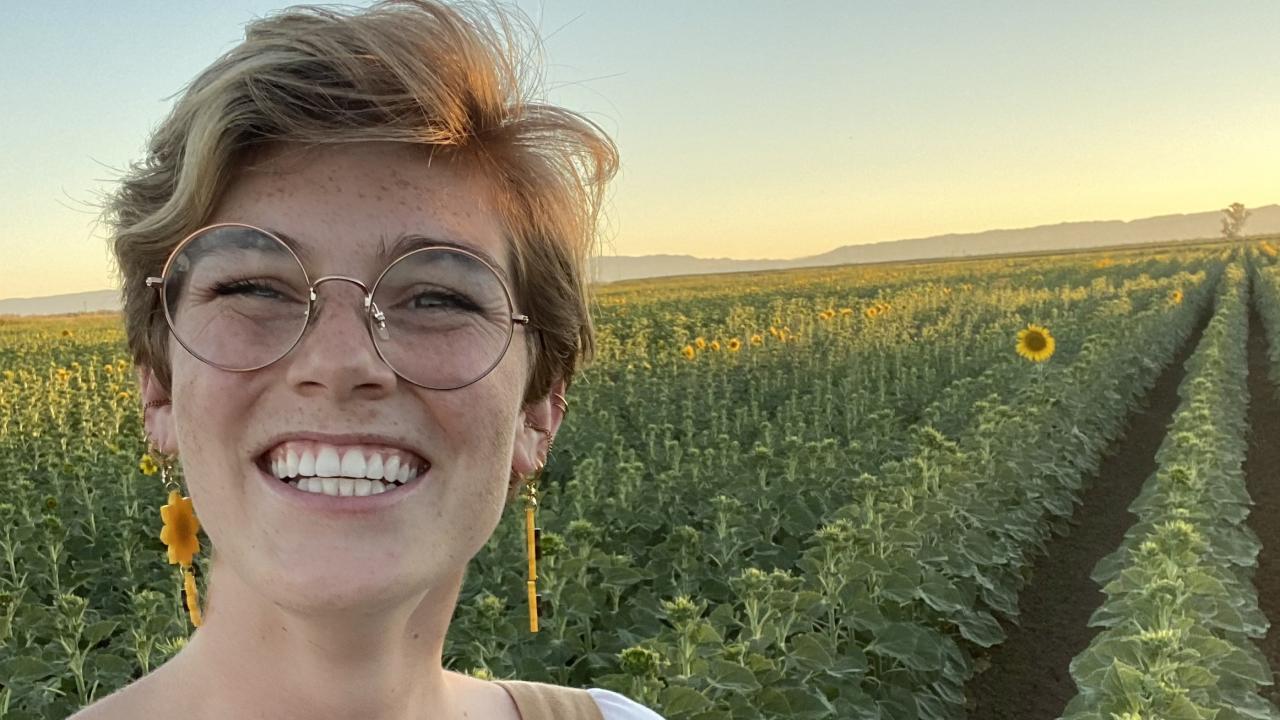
[{"x1": 145, "y1": 223, "x2": 529, "y2": 390}]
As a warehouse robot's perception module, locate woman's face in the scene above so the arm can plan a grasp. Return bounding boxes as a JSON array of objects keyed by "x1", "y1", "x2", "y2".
[{"x1": 141, "y1": 142, "x2": 547, "y2": 616}]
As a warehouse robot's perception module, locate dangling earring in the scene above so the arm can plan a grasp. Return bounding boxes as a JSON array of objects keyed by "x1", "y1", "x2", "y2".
[
  {"x1": 148, "y1": 433, "x2": 204, "y2": 629},
  {"x1": 517, "y1": 393, "x2": 568, "y2": 633},
  {"x1": 520, "y1": 424, "x2": 555, "y2": 633}
]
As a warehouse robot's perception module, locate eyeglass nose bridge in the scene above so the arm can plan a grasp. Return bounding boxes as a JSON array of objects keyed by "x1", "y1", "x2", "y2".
[{"x1": 306, "y1": 274, "x2": 391, "y2": 343}]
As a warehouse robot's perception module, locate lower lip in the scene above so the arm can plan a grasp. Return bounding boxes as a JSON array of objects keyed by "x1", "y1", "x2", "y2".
[{"x1": 257, "y1": 463, "x2": 430, "y2": 515}]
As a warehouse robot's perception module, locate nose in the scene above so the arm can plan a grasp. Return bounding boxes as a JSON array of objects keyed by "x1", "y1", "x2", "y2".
[{"x1": 282, "y1": 275, "x2": 398, "y2": 396}]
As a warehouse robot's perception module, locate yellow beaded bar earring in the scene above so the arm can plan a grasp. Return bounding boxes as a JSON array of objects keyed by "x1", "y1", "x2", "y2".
[
  {"x1": 521, "y1": 421, "x2": 555, "y2": 633},
  {"x1": 521, "y1": 392, "x2": 565, "y2": 633}
]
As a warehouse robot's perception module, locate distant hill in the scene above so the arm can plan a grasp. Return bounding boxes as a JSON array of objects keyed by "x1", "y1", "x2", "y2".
[
  {"x1": 590, "y1": 204, "x2": 1280, "y2": 282},
  {"x1": 5, "y1": 204, "x2": 1277, "y2": 315},
  {"x1": 0, "y1": 289, "x2": 120, "y2": 317}
]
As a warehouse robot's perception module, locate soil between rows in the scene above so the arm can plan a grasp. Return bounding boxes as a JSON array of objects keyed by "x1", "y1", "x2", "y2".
[
  {"x1": 964, "y1": 302, "x2": 1212, "y2": 720},
  {"x1": 1243, "y1": 298, "x2": 1280, "y2": 707}
]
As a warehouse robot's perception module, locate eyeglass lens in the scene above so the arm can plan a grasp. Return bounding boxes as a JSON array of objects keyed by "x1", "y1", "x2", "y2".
[{"x1": 159, "y1": 225, "x2": 517, "y2": 389}]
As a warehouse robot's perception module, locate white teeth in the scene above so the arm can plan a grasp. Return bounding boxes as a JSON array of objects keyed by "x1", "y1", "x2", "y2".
[
  {"x1": 299, "y1": 449, "x2": 316, "y2": 476},
  {"x1": 289, "y1": 477, "x2": 395, "y2": 496},
  {"x1": 316, "y1": 447, "x2": 342, "y2": 477},
  {"x1": 366, "y1": 453, "x2": 384, "y2": 480},
  {"x1": 266, "y1": 443, "x2": 430, "y2": 495},
  {"x1": 340, "y1": 449, "x2": 366, "y2": 478}
]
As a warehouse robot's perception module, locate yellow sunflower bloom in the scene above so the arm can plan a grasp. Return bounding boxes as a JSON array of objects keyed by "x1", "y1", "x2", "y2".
[
  {"x1": 680, "y1": 345, "x2": 696, "y2": 360},
  {"x1": 1016, "y1": 324, "x2": 1055, "y2": 363},
  {"x1": 710, "y1": 340, "x2": 721, "y2": 351},
  {"x1": 694, "y1": 337, "x2": 707, "y2": 350},
  {"x1": 1169, "y1": 289, "x2": 1183, "y2": 305},
  {"x1": 750, "y1": 334, "x2": 763, "y2": 346},
  {"x1": 727, "y1": 338, "x2": 742, "y2": 352}
]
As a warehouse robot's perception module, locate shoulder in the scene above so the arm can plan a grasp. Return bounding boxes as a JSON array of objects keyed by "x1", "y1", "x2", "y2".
[
  {"x1": 586, "y1": 687, "x2": 668, "y2": 720},
  {"x1": 65, "y1": 681, "x2": 155, "y2": 720}
]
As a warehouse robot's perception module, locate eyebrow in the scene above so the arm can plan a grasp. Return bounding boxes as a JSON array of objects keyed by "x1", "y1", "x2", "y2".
[{"x1": 262, "y1": 227, "x2": 511, "y2": 284}]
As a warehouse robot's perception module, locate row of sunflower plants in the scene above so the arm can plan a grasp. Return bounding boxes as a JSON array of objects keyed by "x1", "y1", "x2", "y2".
[
  {"x1": 1060, "y1": 261, "x2": 1280, "y2": 720},
  {"x1": 455, "y1": 249, "x2": 1231, "y2": 718}
]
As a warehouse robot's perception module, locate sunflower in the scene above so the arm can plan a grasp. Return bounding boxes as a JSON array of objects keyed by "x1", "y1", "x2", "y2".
[
  {"x1": 727, "y1": 338, "x2": 742, "y2": 352},
  {"x1": 680, "y1": 345, "x2": 696, "y2": 360},
  {"x1": 139, "y1": 453, "x2": 159, "y2": 476},
  {"x1": 694, "y1": 337, "x2": 707, "y2": 350},
  {"x1": 1169, "y1": 289, "x2": 1183, "y2": 305},
  {"x1": 1016, "y1": 324, "x2": 1055, "y2": 363},
  {"x1": 710, "y1": 340, "x2": 721, "y2": 351},
  {"x1": 750, "y1": 334, "x2": 763, "y2": 346}
]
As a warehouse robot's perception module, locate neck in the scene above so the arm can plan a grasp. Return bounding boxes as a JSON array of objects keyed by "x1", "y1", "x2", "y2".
[{"x1": 160, "y1": 557, "x2": 469, "y2": 720}]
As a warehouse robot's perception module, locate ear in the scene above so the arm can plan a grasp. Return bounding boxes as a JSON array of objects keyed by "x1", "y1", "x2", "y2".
[
  {"x1": 137, "y1": 366, "x2": 178, "y2": 455},
  {"x1": 511, "y1": 377, "x2": 568, "y2": 483}
]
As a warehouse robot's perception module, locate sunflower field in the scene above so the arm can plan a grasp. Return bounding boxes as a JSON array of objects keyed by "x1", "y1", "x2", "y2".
[{"x1": 2, "y1": 241, "x2": 1277, "y2": 720}]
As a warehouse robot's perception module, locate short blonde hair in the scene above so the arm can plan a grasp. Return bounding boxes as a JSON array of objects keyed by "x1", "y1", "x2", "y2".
[{"x1": 105, "y1": 0, "x2": 617, "y2": 406}]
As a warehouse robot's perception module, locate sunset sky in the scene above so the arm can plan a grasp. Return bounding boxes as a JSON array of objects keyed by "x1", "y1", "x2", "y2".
[{"x1": 3, "y1": 1, "x2": 1277, "y2": 300}]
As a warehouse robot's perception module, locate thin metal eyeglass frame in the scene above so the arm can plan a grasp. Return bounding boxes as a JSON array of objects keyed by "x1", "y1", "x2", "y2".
[{"x1": 144, "y1": 222, "x2": 531, "y2": 391}]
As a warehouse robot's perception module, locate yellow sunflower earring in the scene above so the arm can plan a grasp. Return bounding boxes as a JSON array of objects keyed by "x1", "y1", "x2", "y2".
[{"x1": 145, "y1": 400, "x2": 204, "y2": 628}]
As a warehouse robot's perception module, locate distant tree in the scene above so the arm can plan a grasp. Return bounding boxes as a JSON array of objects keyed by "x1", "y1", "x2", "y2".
[{"x1": 1221, "y1": 202, "x2": 1251, "y2": 239}]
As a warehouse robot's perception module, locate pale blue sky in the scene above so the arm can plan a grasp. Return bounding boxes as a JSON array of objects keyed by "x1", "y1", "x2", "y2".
[{"x1": 3, "y1": 1, "x2": 1278, "y2": 299}]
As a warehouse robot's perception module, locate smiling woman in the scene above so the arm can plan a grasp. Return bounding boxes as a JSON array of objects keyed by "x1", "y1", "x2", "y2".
[{"x1": 67, "y1": 2, "x2": 669, "y2": 719}]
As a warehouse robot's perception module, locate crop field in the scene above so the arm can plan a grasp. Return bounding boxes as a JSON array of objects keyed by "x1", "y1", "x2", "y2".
[{"x1": 2, "y1": 240, "x2": 1279, "y2": 719}]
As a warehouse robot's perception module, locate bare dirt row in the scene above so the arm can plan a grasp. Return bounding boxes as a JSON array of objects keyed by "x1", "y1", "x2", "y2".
[{"x1": 1244, "y1": 297, "x2": 1280, "y2": 707}]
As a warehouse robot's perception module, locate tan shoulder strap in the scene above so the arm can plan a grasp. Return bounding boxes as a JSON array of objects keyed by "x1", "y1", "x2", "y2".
[{"x1": 493, "y1": 680, "x2": 606, "y2": 720}]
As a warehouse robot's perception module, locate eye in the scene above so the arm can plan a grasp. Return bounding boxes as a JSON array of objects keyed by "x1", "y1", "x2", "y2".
[
  {"x1": 410, "y1": 290, "x2": 480, "y2": 312},
  {"x1": 213, "y1": 279, "x2": 287, "y2": 300}
]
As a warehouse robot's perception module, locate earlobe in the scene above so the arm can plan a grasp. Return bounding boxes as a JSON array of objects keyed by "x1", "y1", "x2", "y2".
[{"x1": 138, "y1": 366, "x2": 178, "y2": 455}]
